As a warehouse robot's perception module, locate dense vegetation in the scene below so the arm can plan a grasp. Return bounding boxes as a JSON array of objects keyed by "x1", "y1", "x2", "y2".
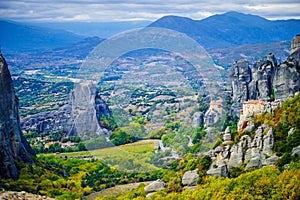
[
  {"x1": 13, "y1": 76, "x2": 74, "y2": 117},
  {"x1": 0, "y1": 155, "x2": 166, "y2": 199},
  {"x1": 255, "y1": 92, "x2": 300, "y2": 167},
  {"x1": 102, "y1": 161, "x2": 300, "y2": 200}
]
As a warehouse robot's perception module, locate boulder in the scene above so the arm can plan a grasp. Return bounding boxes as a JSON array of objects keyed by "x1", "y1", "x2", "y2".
[
  {"x1": 207, "y1": 161, "x2": 228, "y2": 177},
  {"x1": 223, "y1": 127, "x2": 231, "y2": 142},
  {"x1": 263, "y1": 155, "x2": 279, "y2": 166},
  {"x1": 292, "y1": 145, "x2": 300, "y2": 157},
  {"x1": 182, "y1": 170, "x2": 199, "y2": 186},
  {"x1": 144, "y1": 179, "x2": 165, "y2": 193},
  {"x1": 183, "y1": 186, "x2": 197, "y2": 190}
]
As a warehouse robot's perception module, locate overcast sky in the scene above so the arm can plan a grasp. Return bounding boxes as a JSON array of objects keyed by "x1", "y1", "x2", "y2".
[{"x1": 1, "y1": 0, "x2": 300, "y2": 22}]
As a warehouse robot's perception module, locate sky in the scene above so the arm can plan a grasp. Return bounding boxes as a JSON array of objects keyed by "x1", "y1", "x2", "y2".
[{"x1": 1, "y1": 0, "x2": 300, "y2": 22}]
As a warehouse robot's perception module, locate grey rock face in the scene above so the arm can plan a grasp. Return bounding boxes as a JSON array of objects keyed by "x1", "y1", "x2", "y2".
[
  {"x1": 144, "y1": 179, "x2": 165, "y2": 193},
  {"x1": 207, "y1": 161, "x2": 228, "y2": 177},
  {"x1": 244, "y1": 121, "x2": 255, "y2": 132},
  {"x1": 290, "y1": 34, "x2": 300, "y2": 55},
  {"x1": 230, "y1": 36, "x2": 300, "y2": 117},
  {"x1": 192, "y1": 112, "x2": 204, "y2": 128},
  {"x1": 262, "y1": 128, "x2": 274, "y2": 156},
  {"x1": 263, "y1": 155, "x2": 279, "y2": 166},
  {"x1": 204, "y1": 99, "x2": 226, "y2": 130},
  {"x1": 21, "y1": 105, "x2": 72, "y2": 134},
  {"x1": 68, "y1": 82, "x2": 105, "y2": 137},
  {"x1": 21, "y1": 82, "x2": 111, "y2": 138},
  {"x1": 249, "y1": 53, "x2": 276, "y2": 101},
  {"x1": 273, "y1": 60, "x2": 300, "y2": 101},
  {"x1": 223, "y1": 127, "x2": 231, "y2": 142},
  {"x1": 208, "y1": 125, "x2": 278, "y2": 176},
  {"x1": 182, "y1": 169, "x2": 199, "y2": 186},
  {"x1": 229, "y1": 60, "x2": 252, "y2": 116},
  {"x1": 292, "y1": 145, "x2": 300, "y2": 157},
  {"x1": 0, "y1": 54, "x2": 35, "y2": 180}
]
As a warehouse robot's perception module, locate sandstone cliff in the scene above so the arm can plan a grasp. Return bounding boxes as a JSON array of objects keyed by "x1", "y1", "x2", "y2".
[
  {"x1": 21, "y1": 82, "x2": 110, "y2": 138},
  {"x1": 230, "y1": 35, "x2": 300, "y2": 116},
  {"x1": 0, "y1": 53, "x2": 35, "y2": 180},
  {"x1": 207, "y1": 35, "x2": 300, "y2": 177}
]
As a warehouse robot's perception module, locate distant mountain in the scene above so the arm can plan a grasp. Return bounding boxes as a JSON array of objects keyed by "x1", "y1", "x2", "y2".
[
  {"x1": 209, "y1": 40, "x2": 291, "y2": 68},
  {"x1": 28, "y1": 21, "x2": 152, "y2": 38},
  {"x1": 46, "y1": 36, "x2": 104, "y2": 59},
  {"x1": 0, "y1": 20, "x2": 84, "y2": 52},
  {"x1": 149, "y1": 11, "x2": 300, "y2": 50}
]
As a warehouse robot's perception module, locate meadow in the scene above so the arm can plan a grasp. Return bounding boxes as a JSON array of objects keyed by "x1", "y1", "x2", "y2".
[{"x1": 54, "y1": 140, "x2": 160, "y2": 172}]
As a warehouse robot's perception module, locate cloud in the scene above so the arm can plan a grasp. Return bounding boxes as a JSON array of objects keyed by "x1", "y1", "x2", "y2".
[{"x1": 0, "y1": 0, "x2": 299, "y2": 22}]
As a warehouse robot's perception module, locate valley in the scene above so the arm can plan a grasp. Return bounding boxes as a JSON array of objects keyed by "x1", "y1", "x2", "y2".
[{"x1": 0, "y1": 10, "x2": 300, "y2": 200}]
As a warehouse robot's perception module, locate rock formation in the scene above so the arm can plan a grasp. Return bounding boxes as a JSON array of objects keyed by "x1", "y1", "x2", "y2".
[
  {"x1": 182, "y1": 169, "x2": 199, "y2": 186},
  {"x1": 144, "y1": 179, "x2": 165, "y2": 198},
  {"x1": 21, "y1": 82, "x2": 111, "y2": 138},
  {"x1": 206, "y1": 125, "x2": 279, "y2": 177},
  {"x1": 290, "y1": 34, "x2": 300, "y2": 55},
  {"x1": 0, "y1": 53, "x2": 35, "y2": 180},
  {"x1": 229, "y1": 60, "x2": 252, "y2": 116},
  {"x1": 0, "y1": 191, "x2": 54, "y2": 200},
  {"x1": 21, "y1": 105, "x2": 72, "y2": 134},
  {"x1": 67, "y1": 82, "x2": 107, "y2": 138},
  {"x1": 192, "y1": 112, "x2": 204, "y2": 128},
  {"x1": 230, "y1": 35, "x2": 300, "y2": 116}
]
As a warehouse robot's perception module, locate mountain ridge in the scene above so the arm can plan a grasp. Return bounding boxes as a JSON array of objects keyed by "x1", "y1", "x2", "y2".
[
  {"x1": 149, "y1": 11, "x2": 300, "y2": 50},
  {"x1": 0, "y1": 20, "x2": 84, "y2": 52}
]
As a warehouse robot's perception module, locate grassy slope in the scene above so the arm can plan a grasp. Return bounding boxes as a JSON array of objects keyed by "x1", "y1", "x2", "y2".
[{"x1": 53, "y1": 140, "x2": 160, "y2": 172}]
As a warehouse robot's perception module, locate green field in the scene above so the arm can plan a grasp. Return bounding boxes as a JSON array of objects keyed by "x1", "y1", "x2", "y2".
[{"x1": 52, "y1": 140, "x2": 160, "y2": 172}]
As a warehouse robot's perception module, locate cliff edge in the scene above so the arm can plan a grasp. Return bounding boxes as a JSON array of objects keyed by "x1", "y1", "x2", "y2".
[{"x1": 0, "y1": 53, "x2": 35, "y2": 180}]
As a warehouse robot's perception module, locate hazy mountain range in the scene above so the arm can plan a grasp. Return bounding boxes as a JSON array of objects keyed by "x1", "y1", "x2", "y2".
[
  {"x1": 1, "y1": 11, "x2": 299, "y2": 54},
  {"x1": 149, "y1": 11, "x2": 300, "y2": 50}
]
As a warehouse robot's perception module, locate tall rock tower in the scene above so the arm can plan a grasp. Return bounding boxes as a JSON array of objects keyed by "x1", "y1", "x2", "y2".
[
  {"x1": 0, "y1": 53, "x2": 35, "y2": 180},
  {"x1": 291, "y1": 34, "x2": 300, "y2": 55}
]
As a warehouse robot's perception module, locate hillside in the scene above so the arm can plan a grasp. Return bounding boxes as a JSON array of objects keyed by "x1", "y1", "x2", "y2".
[
  {"x1": 29, "y1": 21, "x2": 152, "y2": 38},
  {"x1": 149, "y1": 11, "x2": 300, "y2": 50},
  {"x1": 0, "y1": 20, "x2": 84, "y2": 52},
  {"x1": 209, "y1": 40, "x2": 290, "y2": 68}
]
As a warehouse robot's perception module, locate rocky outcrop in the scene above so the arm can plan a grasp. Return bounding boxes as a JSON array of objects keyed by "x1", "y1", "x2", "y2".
[
  {"x1": 207, "y1": 160, "x2": 229, "y2": 177},
  {"x1": 0, "y1": 191, "x2": 54, "y2": 200},
  {"x1": 204, "y1": 100, "x2": 226, "y2": 127},
  {"x1": 182, "y1": 169, "x2": 199, "y2": 186},
  {"x1": 21, "y1": 105, "x2": 72, "y2": 134},
  {"x1": 192, "y1": 112, "x2": 204, "y2": 128},
  {"x1": 273, "y1": 56, "x2": 300, "y2": 101},
  {"x1": 144, "y1": 179, "x2": 165, "y2": 194},
  {"x1": 290, "y1": 34, "x2": 300, "y2": 55},
  {"x1": 67, "y1": 82, "x2": 105, "y2": 137},
  {"x1": 230, "y1": 35, "x2": 300, "y2": 116},
  {"x1": 229, "y1": 59, "x2": 252, "y2": 116},
  {"x1": 0, "y1": 53, "x2": 35, "y2": 180},
  {"x1": 21, "y1": 82, "x2": 111, "y2": 138},
  {"x1": 206, "y1": 125, "x2": 278, "y2": 177},
  {"x1": 292, "y1": 145, "x2": 300, "y2": 157}
]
